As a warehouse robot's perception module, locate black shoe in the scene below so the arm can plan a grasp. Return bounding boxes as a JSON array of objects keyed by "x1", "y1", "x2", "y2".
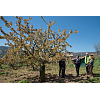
[
  {"x1": 76, "y1": 75, "x2": 79, "y2": 77},
  {"x1": 62, "y1": 75, "x2": 65, "y2": 78}
]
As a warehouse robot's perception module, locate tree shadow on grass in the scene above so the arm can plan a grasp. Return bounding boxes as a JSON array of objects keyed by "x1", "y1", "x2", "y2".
[
  {"x1": 64, "y1": 74, "x2": 89, "y2": 82},
  {"x1": 46, "y1": 68, "x2": 53, "y2": 71},
  {"x1": 29, "y1": 73, "x2": 66, "y2": 83},
  {"x1": 29, "y1": 73, "x2": 89, "y2": 83},
  {"x1": 94, "y1": 73, "x2": 100, "y2": 77},
  {"x1": 30, "y1": 75, "x2": 40, "y2": 83},
  {"x1": 45, "y1": 73, "x2": 66, "y2": 83}
]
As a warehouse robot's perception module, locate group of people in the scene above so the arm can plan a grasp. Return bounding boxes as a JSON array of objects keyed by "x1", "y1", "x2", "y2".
[{"x1": 59, "y1": 52, "x2": 94, "y2": 78}]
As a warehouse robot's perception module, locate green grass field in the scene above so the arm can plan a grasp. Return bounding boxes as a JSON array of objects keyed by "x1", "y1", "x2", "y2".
[{"x1": 0, "y1": 55, "x2": 100, "y2": 83}]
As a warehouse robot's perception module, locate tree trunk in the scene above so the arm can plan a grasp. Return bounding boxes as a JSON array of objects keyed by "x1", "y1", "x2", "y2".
[
  {"x1": 0, "y1": 65, "x2": 2, "y2": 69},
  {"x1": 40, "y1": 64, "x2": 45, "y2": 82},
  {"x1": 27, "y1": 63, "x2": 28, "y2": 67},
  {"x1": 31, "y1": 63, "x2": 34, "y2": 70},
  {"x1": 10, "y1": 64, "x2": 15, "y2": 69}
]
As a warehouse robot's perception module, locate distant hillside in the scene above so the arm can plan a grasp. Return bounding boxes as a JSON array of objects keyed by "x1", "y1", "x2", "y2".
[
  {"x1": 0, "y1": 46, "x2": 97, "y2": 59},
  {"x1": 73, "y1": 52, "x2": 96, "y2": 58},
  {"x1": 0, "y1": 46, "x2": 10, "y2": 58}
]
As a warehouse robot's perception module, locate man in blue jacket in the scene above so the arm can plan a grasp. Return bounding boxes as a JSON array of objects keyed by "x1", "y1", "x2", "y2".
[{"x1": 74, "y1": 56, "x2": 80, "y2": 77}]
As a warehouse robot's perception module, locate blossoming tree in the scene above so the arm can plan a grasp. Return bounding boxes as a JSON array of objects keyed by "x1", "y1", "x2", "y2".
[{"x1": 0, "y1": 16, "x2": 79, "y2": 82}]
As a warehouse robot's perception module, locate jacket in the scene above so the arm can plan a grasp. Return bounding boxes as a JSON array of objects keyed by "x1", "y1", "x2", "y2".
[
  {"x1": 89, "y1": 59, "x2": 94, "y2": 66},
  {"x1": 85, "y1": 56, "x2": 91, "y2": 64},
  {"x1": 59, "y1": 61, "x2": 65, "y2": 68},
  {"x1": 75, "y1": 58, "x2": 80, "y2": 67}
]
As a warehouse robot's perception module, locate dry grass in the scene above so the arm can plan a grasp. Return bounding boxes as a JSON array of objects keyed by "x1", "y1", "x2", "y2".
[{"x1": 0, "y1": 63, "x2": 91, "y2": 83}]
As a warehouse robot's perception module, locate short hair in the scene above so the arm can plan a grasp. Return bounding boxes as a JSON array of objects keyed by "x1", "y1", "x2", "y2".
[
  {"x1": 91, "y1": 56, "x2": 94, "y2": 60},
  {"x1": 90, "y1": 54, "x2": 93, "y2": 56},
  {"x1": 86, "y1": 52, "x2": 88, "y2": 54},
  {"x1": 77, "y1": 56, "x2": 79, "y2": 58}
]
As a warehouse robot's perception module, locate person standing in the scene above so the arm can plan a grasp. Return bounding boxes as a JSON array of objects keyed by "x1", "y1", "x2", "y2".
[
  {"x1": 74, "y1": 56, "x2": 80, "y2": 77},
  {"x1": 85, "y1": 53, "x2": 91, "y2": 75},
  {"x1": 59, "y1": 58, "x2": 66, "y2": 78},
  {"x1": 89, "y1": 56, "x2": 94, "y2": 77}
]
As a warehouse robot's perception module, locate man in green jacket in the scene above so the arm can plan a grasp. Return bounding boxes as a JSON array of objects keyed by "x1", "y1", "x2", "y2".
[{"x1": 85, "y1": 53, "x2": 91, "y2": 75}]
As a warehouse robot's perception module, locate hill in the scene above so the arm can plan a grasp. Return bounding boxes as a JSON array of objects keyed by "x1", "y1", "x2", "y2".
[
  {"x1": 73, "y1": 52, "x2": 96, "y2": 58},
  {"x1": 0, "y1": 46, "x2": 10, "y2": 58}
]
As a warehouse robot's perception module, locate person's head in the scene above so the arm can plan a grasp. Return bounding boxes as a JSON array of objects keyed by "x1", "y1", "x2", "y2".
[
  {"x1": 60, "y1": 57, "x2": 66, "y2": 61},
  {"x1": 86, "y1": 52, "x2": 88, "y2": 56},
  {"x1": 91, "y1": 56, "x2": 94, "y2": 60},
  {"x1": 90, "y1": 54, "x2": 93, "y2": 56},
  {"x1": 76, "y1": 56, "x2": 79, "y2": 59}
]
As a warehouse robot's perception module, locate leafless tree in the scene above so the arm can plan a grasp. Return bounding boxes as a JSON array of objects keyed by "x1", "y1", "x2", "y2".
[{"x1": 94, "y1": 42, "x2": 100, "y2": 55}]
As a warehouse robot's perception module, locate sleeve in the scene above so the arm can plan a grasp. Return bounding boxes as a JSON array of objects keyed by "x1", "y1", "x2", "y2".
[
  {"x1": 62, "y1": 61, "x2": 65, "y2": 68},
  {"x1": 64, "y1": 61, "x2": 65, "y2": 66},
  {"x1": 76, "y1": 59, "x2": 80, "y2": 64},
  {"x1": 59, "y1": 61, "x2": 61, "y2": 66},
  {"x1": 89, "y1": 56, "x2": 91, "y2": 62},
  {"x1": 89, "y1": 60, "x2": 92, "y2": 66}
]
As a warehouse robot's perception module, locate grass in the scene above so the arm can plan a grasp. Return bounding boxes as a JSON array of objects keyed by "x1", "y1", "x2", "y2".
[
  {"x1": 68, "y1": 63, "x2": 74, "y2": 68},
  {"x1": 94, "y1": 55, "x2": 100, "y2": 67},
  {"x1": 0, "y1": 72, "x2": 5, "y2": 75},
  {"x1": 10, "y1": 80, "x2": 15, "y2": 82},
  {"x1": 0, "y1": 65, "x2": 10, "y2": 68},
  {"x1": 67, "y1": 58, "x2": 100, "y2": 83},
  {"x1": 14, "y1": 73, "x2": 17, "y2": 76},
  {"x1": 5, "y1": 72, "x2": 9, "y2": 75},
  {"x1": 6, "y1": 68, "x2": 11, "y2": 70},
  {"x1": 19, "y1": 79, "x2": 29, "y2": 83},
  {"x1": 82, "y1": 77, "x2": 100, "y2": 83},
  {"x1": 0, "y1": 63, "x2": 29, "y2": 68},
  {"x1": 0, "y1": 72, "x2": 9, "y2": 75},
  {"x1": 81, "y1": 66, "x2": 100, "y2": 83},
  {"x1": 0, "y1": 55, "x2": 100, "y2": 83}
]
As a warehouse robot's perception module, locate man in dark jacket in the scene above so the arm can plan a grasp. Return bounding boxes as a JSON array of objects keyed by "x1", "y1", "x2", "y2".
[
  {"x1": 74, "y1": 56, "x2": 80, "y2": 77},
  {"x1": 59, "y1": 59, "x2": 65, "y2": 78}
]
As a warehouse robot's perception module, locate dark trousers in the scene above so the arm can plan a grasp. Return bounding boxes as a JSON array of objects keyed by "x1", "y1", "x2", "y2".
[
  {"x1": 59, "y1": 66, "x2": 62, "y2": 76},
  {"x1": 86, "y1": 64, "x2": 90, "y2": 74},
  {"x1": 59, "y1": 66, "x2": 65, "y2": 78},
  {"x1": 90, "y1": 66, "x2": 94, "y2": 77},
  {"x1": 76, "y1": 66, "x2": 80, "y2": 76}
]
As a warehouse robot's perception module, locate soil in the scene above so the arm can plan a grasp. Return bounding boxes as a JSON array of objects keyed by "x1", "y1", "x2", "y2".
[{"x1": 0, "y1": 64, "x2": 89, "y2": 83}]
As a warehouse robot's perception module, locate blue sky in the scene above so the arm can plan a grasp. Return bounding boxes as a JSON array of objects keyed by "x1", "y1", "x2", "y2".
[{"x1": 0, "y1": 16, "x2": 100, "y2": 52}]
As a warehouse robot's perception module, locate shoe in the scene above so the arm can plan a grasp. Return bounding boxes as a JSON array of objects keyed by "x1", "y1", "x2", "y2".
[{"x1": 76, "y1": 75, "x2": 79, "y2": 77}]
